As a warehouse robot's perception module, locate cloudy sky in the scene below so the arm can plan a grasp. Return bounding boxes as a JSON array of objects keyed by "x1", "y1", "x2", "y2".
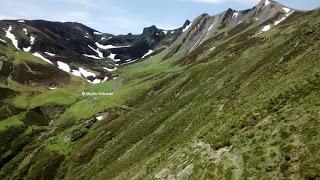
[{"x1": 0, "y1": 0, "x2": 319, "y2": 34}]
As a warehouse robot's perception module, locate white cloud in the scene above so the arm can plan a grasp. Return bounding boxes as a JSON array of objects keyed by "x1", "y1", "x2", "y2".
[
  {"x1": 0, "y1": 0, "x2": 151, "y2": 34},
  {"x1": 0, "y1": 15, "x2": 18, "y2": 20},
  {"x1": 155, "y1": 23, "x2": 180, "y2": 30},
  {"x1": 0, "y1": 0, "x2": 262, "y2": 35},
  {"x1": 194, "y1": 0, "x2": 225, "y2": 3},
  {"x1": 179, "y1": 0, "x2": 259, "y2": 5}
]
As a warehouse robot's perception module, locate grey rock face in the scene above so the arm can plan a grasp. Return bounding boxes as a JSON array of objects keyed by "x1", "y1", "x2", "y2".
[{"x1": 164, "y1": 0, "x2": 295, "y2": 58}]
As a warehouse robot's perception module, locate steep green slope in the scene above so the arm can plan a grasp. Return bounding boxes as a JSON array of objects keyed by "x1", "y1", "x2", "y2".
[
  {"x1": 0, "y1": 42, "x2": 88, "y2": 177},
  {"x1": 1, "y1": 8, "x2": 320, "y2": 180}
]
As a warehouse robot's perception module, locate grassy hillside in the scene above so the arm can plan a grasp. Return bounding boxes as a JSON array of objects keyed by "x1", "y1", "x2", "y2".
[{"x1": 0, "y1": 9, "x2": 320, "y2": 180}]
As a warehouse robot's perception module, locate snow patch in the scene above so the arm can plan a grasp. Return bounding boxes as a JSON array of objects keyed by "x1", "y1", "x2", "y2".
[
  {"x1": 233, "y1": 12, "x2": 239, "y2": 18},
  {"x1": 101, "y1": 37, "x2": 112, "y2": 41},
  {"x1": 108, "y1": 53, "x2": 116, "y2": 60},
  {"x1": 96, "y1": 116, "x2": 103, "y2": 121},
  {"x1": 183, "y1": 23, "x2": 192, "y2": 32},
  {"x1": 88, "y1": 77, "x2": 108, "y2": 84},
  {"x1": 274, "y1": 17, "x2": 286, "y2": 26},
  {"x1": 163, "y1": 30, "x2": 168, "y2": 35},
  {"x1": 283, "y1": 7, "x2": 291, "y2": 13},
  {"x1": 208, "y1": 24, "x2": 213, "y2": 32},
  {"x1": 5, "y1": 26, "x2": 20, "y2": 50},
  {"x1": 30, "y1": 36, "x2": 35, "y2": 45},
  {"x1": 0, "y1": 38, "x2": 6, "y2": 43},
  {"x1": 95, "y1": 42, "x2": 130, "y2": 50},
  {"x1": 210, "y1": 47, "x2": 216, "y2": 51},
  {"x1": 93, "y1": 31, "x2": 103, "y2": 35},
  {"x1": 83, "y1": 54, "x2": 101, "y2": 60},
  {"x1": 264, "y1": 0, "x2": 270, "y2": 6},
  {"x1": 122, "y1": 59, "x2": 139, "y2": 65},
  {"x1": 262, "y1": 25, "x2": 271, "y2": 32},
  {"x1": 103, "y1": 66, "x2": 117, "y2": 72},
  {"x1": 71, "y1": 67, "x2": 106, "y2": 84},
  {"x1": 57, "y1": 61, "x2": 70, "y2": 73},
  {"x1": 102, "y1": 77, "x2": 109, "y2": 82},
  {"x1": 45, "y1": 52, "x2": 55, "y2": 56},
  {"x1": 33, "y1": 52, "x2": 53, "y2": 64},
  {"x1": 274, "y1": 11, "x2": 294, "y2": 26},
  {"x1": 79, "y1": 67, "x2": 96, "y2": 77},
  {"x1": 108, "y1": 53, "x2": 121, "y2": 62},
  {"x1": 88, "y1": 45, "x2": 103, "y2": 58},
  {"x1": 89, "y1": 79, "x2": 101, "y2": 84},
  {"x1": 23, "y1": 46, "x2": 31, "y2": 52},
  {"x1": 71, "y1": 70, "x2": 82, "y2": 77},
  {"x1": 18, "y1": 20, "x2": 25, "y2": 23},
  {"x1": 23, "y1": 35, "x2": 36, "y2": 52},
  {"x1": 49, "y1": 86, "x2": 57, "y2": 90},
  {"x1": 23, "y1": 28, "x2": 28, "y2": 34},
  {"x1": 142, "y1": 50, "x2": 154, "y2": 58}
]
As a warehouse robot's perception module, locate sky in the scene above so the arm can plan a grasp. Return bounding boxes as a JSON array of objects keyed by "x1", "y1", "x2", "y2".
[{"x1": 0, "y1": 0, "x2": 319, "y2": 35}]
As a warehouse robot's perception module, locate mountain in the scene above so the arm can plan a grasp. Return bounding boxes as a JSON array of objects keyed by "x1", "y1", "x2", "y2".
[
  {"x1": 164, "y1": 0, "x2": 295, "y2": 58},
  {"x1": 0, "y1": 0, "x2": 293, "y2": 84},
  {"x1": 0, "y1": 19, "x2": 183, "y2": 84},
  {"x1": 1, "y1": 0, "x2": 320, "y2": 179}
]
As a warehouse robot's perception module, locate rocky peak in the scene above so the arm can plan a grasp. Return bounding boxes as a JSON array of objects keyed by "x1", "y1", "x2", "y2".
[
  {"x1": 142, "y1": 25, "x2": 158, "y2": 36},
  {"x1": 224, "y1": 8, "x2": 236, "y2": 18},
  {"x1": 226, "y1": 8, "x2": 235, "y2": 13},
  {"x1": 255, "y1": 0, "x2": 284, "y2": 11},
  {"x1": 258, "y1": 0, "x2": 273, "y2": 7},
  {"x1": 251, "y1": 0, "x2": 293, "y2": 20},
  {"x1": 183, "y1": 20, "x2": 191, "y2": 28}
]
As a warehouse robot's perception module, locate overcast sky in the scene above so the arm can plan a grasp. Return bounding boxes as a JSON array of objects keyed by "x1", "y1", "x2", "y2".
[{"x1": 0, "y1": 0, "x2": 319, "y2": 35}]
